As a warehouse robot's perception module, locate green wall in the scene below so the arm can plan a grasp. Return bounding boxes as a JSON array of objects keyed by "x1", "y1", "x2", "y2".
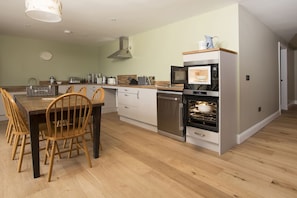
[
  {"x1": 97, "y1": 4, "x2": 239, "y2": 81},
  {"x1": 0, "y1": 4, "x2": 239, "y2": 86},
  {"x1": 0, "y1": 35, "x2": 99, "y2": 86}
]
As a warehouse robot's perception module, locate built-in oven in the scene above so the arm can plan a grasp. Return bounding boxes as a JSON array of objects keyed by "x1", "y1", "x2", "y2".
[
  {"x1": 182, "y1": 59, "x2": 220, "y2": 133},
  {"x1": 183, "y1": 91, "x2": 219, "y2": 132}
]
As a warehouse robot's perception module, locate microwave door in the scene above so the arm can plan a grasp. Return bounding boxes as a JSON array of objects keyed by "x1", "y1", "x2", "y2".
[{"x1": 171, "y1": 66, "x2": 187, "y2": 84}]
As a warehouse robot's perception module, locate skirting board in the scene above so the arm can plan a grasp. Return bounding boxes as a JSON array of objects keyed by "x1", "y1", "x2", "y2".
[{"x1": 237, "y1": 110, "x2": 280, "y2": 144}]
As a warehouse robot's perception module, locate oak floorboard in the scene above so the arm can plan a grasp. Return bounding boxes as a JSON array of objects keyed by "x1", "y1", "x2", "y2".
[{"x1": 1, "y1": 106, "x2": 297, "y2": 197}]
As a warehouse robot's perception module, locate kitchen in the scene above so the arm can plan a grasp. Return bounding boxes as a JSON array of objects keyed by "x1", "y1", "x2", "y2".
[
  {"x1": 1, "y1": 1, "x2": 295, "y2": 145},
  {"x1": 1, "y1": 0, "x2": 297, "y2": 152},
  {"x1": 1, "y1": 0, "x2": 297, "y2": 196}
]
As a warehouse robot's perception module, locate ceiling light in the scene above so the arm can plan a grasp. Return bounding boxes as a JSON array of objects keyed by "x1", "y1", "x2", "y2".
[{"x1": 25, "y1": 0, "x2": 62, "y2": 23}]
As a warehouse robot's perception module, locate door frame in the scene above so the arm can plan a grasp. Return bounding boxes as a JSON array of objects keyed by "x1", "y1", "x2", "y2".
[{"x1": 278, "y1": 41, "x2": 288, "y2": 111}]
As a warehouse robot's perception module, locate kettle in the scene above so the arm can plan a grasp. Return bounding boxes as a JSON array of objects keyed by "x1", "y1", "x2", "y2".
[{"x1": 205, "y1": 35, "x2": 214, "y2": 49}]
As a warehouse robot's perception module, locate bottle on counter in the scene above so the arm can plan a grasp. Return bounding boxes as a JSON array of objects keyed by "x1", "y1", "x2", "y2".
[
  {"x1": 87, "y1": 74, "x2": 92, "y2": 83},
  {"x1": 102, "y1": 75, "x2": 106, "y2": 84}
]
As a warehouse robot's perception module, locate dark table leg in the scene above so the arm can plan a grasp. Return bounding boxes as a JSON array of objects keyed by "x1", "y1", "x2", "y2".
[
  {"x1": 92, "y1": 106, "x2": 101, "y2": 158},
  {"x1": 29, "y1": 114, "x2": 41, "y2": 178}
]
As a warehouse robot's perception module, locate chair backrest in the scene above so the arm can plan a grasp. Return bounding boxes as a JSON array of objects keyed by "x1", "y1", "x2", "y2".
[
  {"x1": 78, "y1": 87, "x2": 87, "y2": 96},
  {"x1": 46, "y1": 93, "x2": 92, "y2": 138},
  {"x1": 0, "y1": 88, "x2": 13, "y2": 120},
  {"x1": 91, "y1": 87, "x2": 105, "y2": 102},
  {"x1": 3, "y1": 89, "x2": 28, "y2": 133},
  {"x1": 66, "y1": 85, "x2": 74, "y2": 93}
]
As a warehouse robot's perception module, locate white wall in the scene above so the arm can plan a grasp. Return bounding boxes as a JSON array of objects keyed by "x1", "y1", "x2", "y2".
[
  {"x1": 287, "y1": 48, "x2": 295, "y2": 105},
  {"x1": 293, "y1": 50, "x2": 297, "y2": 100},
  {"x1": 238, "y1": 6, "x2": 281, "y2": 132}
]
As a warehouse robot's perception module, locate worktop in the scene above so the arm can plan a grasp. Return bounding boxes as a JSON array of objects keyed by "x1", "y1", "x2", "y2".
[{"x1": 1, "y1": 83, "x2": 184, "y2": 92}]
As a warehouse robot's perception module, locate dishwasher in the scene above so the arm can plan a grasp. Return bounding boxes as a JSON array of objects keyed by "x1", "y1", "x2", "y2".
[{"x1": 157, "y1": 90, "x2": 185, "y2": 141}]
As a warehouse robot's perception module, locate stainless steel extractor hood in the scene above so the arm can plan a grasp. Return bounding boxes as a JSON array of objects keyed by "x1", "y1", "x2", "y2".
[{"x1": 107, "y1": 36, "x2": 132, "y2": 59}]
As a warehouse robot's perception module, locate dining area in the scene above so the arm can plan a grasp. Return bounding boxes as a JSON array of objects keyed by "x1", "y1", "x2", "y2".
[{"x1": 0, "y1": 86, "x2": 104, "y2": 182}]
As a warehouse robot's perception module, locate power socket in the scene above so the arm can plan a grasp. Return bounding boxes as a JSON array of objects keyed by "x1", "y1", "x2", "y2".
[{"x1": 258, "y1": 107, "x2": 262, "y2": 112}]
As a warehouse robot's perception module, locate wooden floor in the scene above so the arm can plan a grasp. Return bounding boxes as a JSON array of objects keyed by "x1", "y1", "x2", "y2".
[{"x1": 1, "y1": 107, "x2": 297, "y2": 198}]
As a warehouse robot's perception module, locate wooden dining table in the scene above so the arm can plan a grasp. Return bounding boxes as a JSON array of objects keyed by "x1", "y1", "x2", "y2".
[{"x1": 14, "y1": 94, "x2": 104, "y2": 179}]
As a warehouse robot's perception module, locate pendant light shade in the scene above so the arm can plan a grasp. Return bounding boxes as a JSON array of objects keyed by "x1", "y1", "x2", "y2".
[{"x1": 25, "y1": 0, "x2": 62, "y2": 23}]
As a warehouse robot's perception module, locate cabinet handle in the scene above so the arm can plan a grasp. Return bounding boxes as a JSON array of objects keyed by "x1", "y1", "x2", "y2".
[
  {"x1": 124, "y1": 106, "x2": 129, "y2": 109},
  {"x1": 158, "y1": 96, "x2": 179, "y2": 101},
  {"x1": 124, "y1": 94, "x2": 128, "y2": 96},
  {"x1": 194, "y1": 132, "x2": 205, "y2": 137},
  {"x1": 137, "y1": 91, "x2": 139, "y2": 99},
  {"x1": 178, "y1": 103, "x2": 183, "y2": 130}
]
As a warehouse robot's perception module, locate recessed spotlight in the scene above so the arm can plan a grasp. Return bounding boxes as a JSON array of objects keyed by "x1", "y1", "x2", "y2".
[{"x1": 64, "y1": 29, "x2": 72, "y2": 34}]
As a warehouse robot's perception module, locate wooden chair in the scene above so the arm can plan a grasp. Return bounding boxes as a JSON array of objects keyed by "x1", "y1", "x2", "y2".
[
  {"x1": 62, "y1": 86, "x2": 87, "y2": 149},
  {"x1": 0, "y1": 88, "x2": 13, "y2": 143},
  {"x1": 44, "y1": 93, "x2": 93, "y2": 182},
  {"x1": 2, "y1": 89, "x2": 47, "y2": 172},
  {"x1": 2, "y1": 89, "x2": 31, "y2": 172},
  {"x1": 78, "y1": 86, "x2": 87, "y2": 96},
  {"x1": 87, "y1": 87, "x2": 105, "y2": 149},
  {"x1": 91, "y1": 87, "x2": 105, "y2": 103},
  {"x1": 65, "y1": 85, "x2": 74, "y2": 93}
]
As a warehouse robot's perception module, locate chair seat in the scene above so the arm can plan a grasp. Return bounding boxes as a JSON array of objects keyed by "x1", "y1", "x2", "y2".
[{"x1": 44, "y1": 128, "x2": 85, "y2": 140}]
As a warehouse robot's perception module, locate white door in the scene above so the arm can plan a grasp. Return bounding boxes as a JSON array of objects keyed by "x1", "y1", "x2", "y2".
[{"x1": 278, "y1": 42, "x2": 288, "y2": 110}]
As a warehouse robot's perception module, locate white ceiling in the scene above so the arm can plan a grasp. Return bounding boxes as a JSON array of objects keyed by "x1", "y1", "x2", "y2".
[{"x1": 0, "y1": 0, "x2": 297, "y2": 47}]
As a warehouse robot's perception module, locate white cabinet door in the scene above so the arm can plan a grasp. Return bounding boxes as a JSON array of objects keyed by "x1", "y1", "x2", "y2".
[
  {"x1": 118, "y1": 87, "x2": 139, "y2": 120},
  {"x1": 117, "y1": 87, "x2": 157, "y2": 126},
  {"x1": 137, "y1": 89, "x2": 157, "y2": 125},
  {"x1": 58, "y1": 85, "x2": 70, "y2": 93}
]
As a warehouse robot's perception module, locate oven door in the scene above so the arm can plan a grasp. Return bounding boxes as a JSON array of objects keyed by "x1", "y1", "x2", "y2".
[{"x1": 183, "y1": 95, "x2": 219, "y2": 132}]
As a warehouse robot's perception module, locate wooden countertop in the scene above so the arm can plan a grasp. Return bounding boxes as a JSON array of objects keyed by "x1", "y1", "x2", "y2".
[
  {"x1": 1, "y1": 83, "x2": 184, "y2": 92},
  {"x1": 183, "y1": 47, "x2": 237, "y2": 55}
]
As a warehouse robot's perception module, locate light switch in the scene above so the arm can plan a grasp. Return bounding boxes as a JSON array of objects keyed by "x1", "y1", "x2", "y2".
[{"x1": 246, "y1": 75, "x2": 250, "y2": 81}]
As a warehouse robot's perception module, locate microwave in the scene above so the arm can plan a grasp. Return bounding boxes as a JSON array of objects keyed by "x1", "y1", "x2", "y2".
[
  {"x1": 170, "y1": 65, "x2": 187, "y2": 84},
  {"x1": 185, "y1": 64, "x2": 219, "y2": 91}
]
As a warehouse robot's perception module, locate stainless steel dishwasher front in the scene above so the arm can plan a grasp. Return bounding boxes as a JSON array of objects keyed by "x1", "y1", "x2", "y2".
[{"x1": 157, "y1": 90, "x2": 185, "y2": 141}]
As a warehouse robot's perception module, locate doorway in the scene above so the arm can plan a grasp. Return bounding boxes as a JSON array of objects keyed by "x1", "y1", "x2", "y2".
[{"x1": 278, "y1": 42, "x2": 288, "y2": 111}]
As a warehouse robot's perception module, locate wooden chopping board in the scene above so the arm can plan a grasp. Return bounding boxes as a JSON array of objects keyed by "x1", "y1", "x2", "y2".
[{"x1": 117, "y1": 75, "x2": 137, "y2": 85}]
